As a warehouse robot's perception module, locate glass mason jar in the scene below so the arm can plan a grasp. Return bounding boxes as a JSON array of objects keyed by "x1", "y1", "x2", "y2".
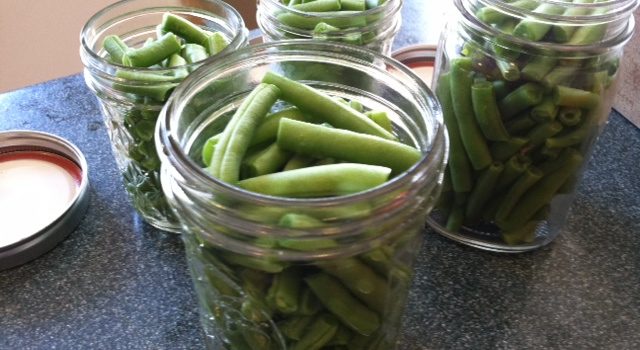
[
  {"x1": 429, "y1": 0, "x2": 638, "y2": 252},
  {"x1": 257, "y1": 0, "x2": 402, "y2": 55},
  {"x1": 156, "y1": 41, "x2": 447, "y2": 349},
  {"x1": 80, "y1": 0, "x2": 248, "y2": 232}
]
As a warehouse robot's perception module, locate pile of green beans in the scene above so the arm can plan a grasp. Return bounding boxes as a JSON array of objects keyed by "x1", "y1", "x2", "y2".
[
  {"x1": 192, "y1": 71, "x2": 422, "y2": 349},
  {"x1": 273, "y1": 0, "x2": 390, "y2": 47},
  {"x1": 435, "y1": 0, "x2": 620, "y2": 244},
  {"x1": 101, "y1": 13, "x2": 229, "y2": 226}
]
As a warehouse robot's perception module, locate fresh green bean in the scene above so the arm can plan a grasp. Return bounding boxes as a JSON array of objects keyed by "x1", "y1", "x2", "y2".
[
  {"x1": 280, "y1": 315, "x2": 314, "y2": 340},
  {"x1": 521, "y1": 56, "x2": 558, "y2": 82},
  {"x1": 450, "y1": 58, "x2": 493, "y2": 170},
  {"x1": 204, "y1": 32, "x2": 230, "y2": 56},
  {"x1": 530, "y1": 95, "x2": 559, "y2": 122},
  {"x1": 209, "y1": 83, "x2": 281, "y2": 182},
  {"x1": 505, "y1": 112, "x2": 537, "y2": 135},
  {"x1": 436, "y1": 73, "x2": 473, "y2": 192},
  {"x1": 498, "y1": 82, "x2": 544, "y2": 120},
  {"x1": 242, "y1": 143, "x2": 292, "y2": 178},
  {"x1": 220, "y1": 251, "x2": 285, "y2": 273},
  {"x1": 502, "y1": 220, "x2": 539, "y2": 245},
  {"x1": 262, "y1": 72, "x2": 394, "y2": 139},
  {"x1": 103, "y1": 35, "x2": 128, "y2": 64},
  {"x1": 471, "y1": 81, "x2": 511, "y2": 141},
  {"x1": 558, "y1": 107, "x2": 583, "y2": 126},
  {"x1": 465, "y1": 162, "x2": 504, "y2": 223},
  {"x1": 552, "y1": 0, "x2": 595, "y2": 42},
  {"x1": 542, "y1": 65, "x2": 578, "y2": 89},
  {"x1": 364, "y1": 111, "x2": 393, "y2": 133},
  {"x1": 252, "y1": 107, "x2": 310, "y2": 146},
  {"x1": 277, "y1": 119, "x2": 420, "y2": 175},
  {"x1": 492, "y1": 80, "x2": 511, "y2": 100},
  {"x1": 297, "y1": 287, "x2": 323, "y2": 316},
  {"x1": 567, "y1": 7, "x2": 609, "y2": 45},
  {"x1": 526, "y1": 121, "x2": 563, "y2": 148},
  {"x1": 283, "y1": 154, "x2": 315, "y2": 171},
  {"x1": 512, "y1": 3, "x2": 566, "y2": 41},
  {"x1": 446, "y1": 204, "x2": 465, "y2": 232},
  {"x1": 305, "y1": 273, "x2": 380, "y2": 336},
  {"x1": 276, "y1": 11, "x2": 366, "y2": 30},
  {"x1": 292, "y1": 313, "x2": 339, "y2": 350},
  {"x1": 202, "y1": 133, "x2": 221, "y2": 167},
  {"x1": 161, "y1": 12, "x2": 210, "y2": 45},
  {"x1": 495, "y1": 166, "x2": 543, "y2": 223},
  {"x1": 341, "y1": 0, "x2": 366, "y2": 11},
  {"x1": 123, "y1": 33, "x2": 182, "y2": 67},
  {"x1": 476, "y1": 0, "x2": 538, "y2": 24},
  {"x1": 494, "y1": 155, "x2": 530, "y2": 193},
  {"x1": 181, "y1": 43, "x2": 208, "y2": 64},
  {"x1": 237, "y1": 163, "x2": 391, "y2": 197},
  {"x1": 553, "y1": 85, "x2": 601, "y2": 109},
  {"x1": 266, "y1": 267, "x2": 301, "y2": 314},
  {"x1": 499, "y1": 149, "x2": 583, "y2": 230},
  {"x1": 490, "y1": 137, "x2": 528, "y2": 162},
  {"x1": 293, "y1": 0, "x2": 342, "y2": 12}
]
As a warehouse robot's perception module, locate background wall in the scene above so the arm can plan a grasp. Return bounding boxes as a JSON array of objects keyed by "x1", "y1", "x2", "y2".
[{"x1": 0, "y1": 0, "x2": 257, "y2": 93}]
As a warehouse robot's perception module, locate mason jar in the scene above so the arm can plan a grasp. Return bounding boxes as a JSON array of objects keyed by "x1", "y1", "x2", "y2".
[
  {"x1": 257, "y1": 0, "x2": 402, "y2": 55},
  {"x1": 80, "y1": 0, "x2": 248, "y2": 232},
  {"x1": 429, "y1": 0, "x2": 638, "y2": 252},
  {"x1": 156, "y1": 41, "x2": 447, "y2": 349}
]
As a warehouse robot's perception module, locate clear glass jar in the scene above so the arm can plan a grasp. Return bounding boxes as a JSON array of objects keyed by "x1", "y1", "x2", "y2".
[
  {"x1": 257, "y1": 0, "x2": 402, "y2": 55},
  {"x1": 156, "y1": 41, "x2": 447, "y2": 349},
  {"x1": 80, "y1": 0, "x2": 248, "y2": 232},
  {"x1": 429, "y1": 0, "x2": 638, "y2": 252}
]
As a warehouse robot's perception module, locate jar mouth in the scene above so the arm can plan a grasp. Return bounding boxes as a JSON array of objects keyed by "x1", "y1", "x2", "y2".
[
  {"x1": 458, "y1": 0, "x2": 638, "y2": 55},
  {"x1": 79, "y1": 0, "x2": 248, "y2": 77},
  {"x1": 158, "y1": 40, "x2": 446, "y2": 209},
  {"x1": 258, "y1": 0, "x2": 403, "y2": 36}
]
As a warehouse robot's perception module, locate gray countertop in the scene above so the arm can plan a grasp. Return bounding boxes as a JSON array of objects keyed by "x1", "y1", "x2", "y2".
[{"x1": 1, "y1": 2, "x2": 640, "y2": 349}]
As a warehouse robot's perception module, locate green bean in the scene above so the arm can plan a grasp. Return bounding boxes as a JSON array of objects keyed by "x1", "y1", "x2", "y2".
[
  {"x1": 277, "y1": 213, "x2": 338, "y2": 251},
  {"x1": 558, "y1": 107, "x2": 583, "y2": 127},
  {"x1": 542, "y1": 65, "x2": 578, "y2": 89},
  {"x1": 262, "y1": 72, "x2": 394, "y2": 139},
  {"x1": 537, "y1": 147, "x2": 578, "y2": 175},
  {"x1": 220, "y1": 252, "x2": 285, "y2": 273},
  {"x1": 495, "y1": 58, "x2": 520, "y2": 81},
  {"x1": 266, "y1": 267, "x2": 301, "y2": 314},
  {"x1": 293, "y1": 0, "x2": 342, "y2": 12},
  {"x1": 490, "y1": 137, "x2": 528, "y2": 162},
  {"x1": 168, "y1": 53, "x2": 189, "y2": 78},
  {"x1": 450, "y1": 58, "x2": 493, "y2": 170},
  {"x1": 530, "y1": 95, "x2": 559, "y2": 122},
  {"x1": 283, "y1": 154, "x2": 314, "y2": 171},
  {"x1": 495, "y1": 166, "x2": 543, "y2": 223},
  {"x1": 277, "y1": 119, "x2": 419, "y2": 175},
  {"x1": 349, "y1": 99, "x2": 364, "y2": 113},
  {"x1": 498, "y1": 82, "x2": 544, "y2": 120},
  {"x1": 103, "y1": 35, "x2": 128, "y2": 64},
  {"x1": 526, "y1": 121, "x2": 563, "y2": 148},
  {"x1": 553, "y1": 85, "x2": 601, "y2": 109},
  {"x1": 360, "y1": 248, "x2": 410, "y2": 283},
  {"x1": 202, "y1": 133, "x2": 221, "y2": 167},
  {"x1": 242, "y1": 143, "x2": 292, "y2": 178},
  {"x1": 111, "y1": 81, "x2": 177, "y2": 101},
  {"x1": 305, "y1": 273, "x2": 380, "y2": 336},
  {"x1": 318, "y1": 258, "x2": 388, "y2": 313},
  {"x1": 436, "y1": 73, "x2": 473, "y2": 192},
  {"x1": 364, "y1": 111, "x2": 393, "y2": 133},
  {"x1": 276, "y1": 11, "x2": 366, "y2": 30},
  {"x1": 297, "y1": 287, "x2": 323, "y2": 316},
  {"x1": 567, "y1": 7, "x2": 609, "y2": 45},
  {"x1": 313, "y1": 22, "x2": 341, "y2": 38},
  {"x1": 204, "y1": 32, "x2": 230, "y2": 56},
  {"x1": 502, "y1": 220, "x2": 540, "y2": 245},
  {"x1": 471, "y1": 81, "x2": 510, "y2": 141},
  {"x1": 494, "y1": 154, "x2": 530, "y2": 193},
  {"x1": 123, "y1": 32, "x2": 182, "y2": 67},
  {"x1": 209, "y1": 83, "x2": 281, "y2": 182},
  {"x1": 341, "y1": 0, "x2": 366, "y2": 11},
  {"x1": 326, "y1": 325, "x2": 352, "y2": 346},
  {"x1": 512, "y1": 3, "x2": 566, "y2": 41},
  {"x1": 114, "y1": 70, "x2": 177, "y2": 82},
  {"x1": 492, "y1": 80, "x2": 511, "y2": 100},
  {"x1": 476, "y1": 0, "x2": 538, "y2": 24},
  {"x1": 181, "y1": 43, "x2": 208, "y2": 64},
  {"x1": 505, "y1": 112, "x2": 537, "y2": 135},
  {"x1": 237, "y1": 163, "x2": 391, "y2": 197},
  {"x1": 499, "y1": 149, "x2": 583, "y2": 230},
  {"x1": 552, "y1": 0, "x2": 595, "y2": 42},
  {"x1": 161, "y1": 12, "x2": 209, "y2": 45},
  {"x1": 292, "y1": 314, "x2": 339, "y2": 350},
  {"x1": 280, "y1": 315, "x2": 314, "y2": 340},
  {"x1": 366, "y1": 0, "x2": 387, "y2": 9},
  {"x1": 521, "y1": 56, "x2": 558, "y2": 82},
  {"x1": 252, "y1": 107, "x2": 310, "y2": 146},
  {"x1": 446, "y1": 204, "x2": 465, "y2": 232},
  {"x1": 545, "y1": 121, "x2": 591, "y2": 149},
  {"x1": 465, "y1": 162, "x2": 504, "y2": 223}
]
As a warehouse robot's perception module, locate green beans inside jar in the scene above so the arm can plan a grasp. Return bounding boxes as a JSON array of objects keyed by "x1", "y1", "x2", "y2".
[
  {"x1": 156, "y1": 41, "x2": 447, "y2": 349},
  {"x1": 429, "y1": 0, "x2": 638, "y2": 252},
  {"x1": 80, "y1": 0, "x2": 248, "y2": 232},
  {"x1": 257, "y1": 0, "x2": 402, "y2": 55}
]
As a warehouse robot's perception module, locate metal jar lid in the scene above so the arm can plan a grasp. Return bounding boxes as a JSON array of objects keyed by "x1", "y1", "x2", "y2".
[
  {"x1": 390, "y1": 44, "x2": 437, "y2": 87},
  {"x1": 0, "y1": 130, "x2": 90, "y2": 271}
]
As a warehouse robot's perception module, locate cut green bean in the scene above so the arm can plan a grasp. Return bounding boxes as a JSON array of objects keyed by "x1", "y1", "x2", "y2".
[
  {"x1": 552, "y1": 0, "x2": 595, "y2": 42},
  {"x1": 209, "y1": 83, "x2": 281, "y2": 183},
  {"x1": 494, "y1": 155, "x2": 530, "y2": 193},
  {"x1": 498, "y1": 82, "x2": 544, "y2": 120},
  {"x1": 512, "y1": 3, "x2": 566, "y2": 41},
  {"x1": 242, "y1": 143, "x2": 292, "y2": 178},
  {"x1": 436, "y1": 73, "x2": 473, "y2": 192},
  {"x1": 283, "y1": 154, "x2": 315, "y2": 171},
  {"x1": 123, "y1": 32, "x2": 182, "y2": 67},
  {"x1": 490, "y1": 137, "x2": 528, "y2": 162},
  {"x1": 202, "y1": 133, "x2": 221, "y2": 167},
  {"x1": 238, "y1": 163, "x2": 391, "y2": 197},
  {"x1": 161, "y1": 12, "x2": 209, "y2": 45},
  {"x1": 277, "y1": 119, "x2": 420, "y2": 175},
  {"x1": 531, "y1": 95, "x2": 559, "y2": 122},
  {"x1": 305, "y1": 273, "x2": 380, "y2": 336},
  {"x1": 276, "y1": 11, "x2": 366, "y2": 29},
  {"x1": 495, "y1": 166, "x2": 543, "y2": 223},
  {"x1": 280, "y1": 315, "x2": 314, "y2": 340},
  {"x1": 558, "y1": 107, "x2": 583, "y2": 126},
  {"x1": 293, "y1": 0, "x2": 342, "y2": 12},
  {"x1": 505, "y1": 112, "x2": 537, "y2": 135},
  {"x1": 471, "y1": 81, "x2": 510, "y2": 141},
  {"x1": 181, "y1": 43, "x2": 208, "y2": 64},
  {"x1": 341, "y1": 0, "x2": 366, "y2": 11},
  {"x1": 450, "y1": 58, "x2": 493, "y2": 170},
  {"x1": 364, "y1": 110, "x2": 393, "y2": 133},
  {"x1": 567, "y1": 7, "x2": 609, "y2": 45},
  {"x1": 553, "y1": 85, "x2": 601, "y2": 109},
  {"x1": 266, "y1": 267, "x2": 301, "y2": 314},
  {"x1": 542, "y1": 65, "x2": 578, "y2": 89},
  {"x1": 292, "y1": 313, "x2": 339, "y2": 350},
  {"x1": 204, "y1": 32, "x2": 230, "y2": 55},
  {"x1": 103, "y1": 35, "x2": 128, "y2": 64},
  {"x1": 252, "y1": 107, "x2": 310, "y2": 146},
  {"x1": 521, "y1": 56, "x2": 558, "y2": 82},
  {"x1": 220, "y1": 252, "x2": 285, "y2": 273},
  {"x1": 262, "y1": 72, "x2": 394, "y2": 139},
  {"x1": 526, "y1": 121, "x2": 563, "y2": 148},
  {"x1": 465, "y1": 162, "x2": 504, "y2": 223}
]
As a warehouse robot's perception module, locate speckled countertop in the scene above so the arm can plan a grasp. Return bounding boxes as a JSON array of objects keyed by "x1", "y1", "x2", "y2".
[{"x1": 1, "y1": 2, "x2": 640, "y2": 349}]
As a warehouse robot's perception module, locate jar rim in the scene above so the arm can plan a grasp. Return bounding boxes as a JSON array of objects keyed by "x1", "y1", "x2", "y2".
[
  {"x1": 79, "y1": 0, "x2": 248, "y2": 76},
  {"x1": 456, "y1": 0, "x2": 638, "y2": 54},
  {"x1": 157, "y1": 40, "x2": 446, "y2": 209}
]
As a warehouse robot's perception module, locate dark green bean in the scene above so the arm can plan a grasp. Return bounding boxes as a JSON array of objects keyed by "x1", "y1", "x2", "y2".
[
  {"x1": 465, "y1": 162, "x2": 504, "y2": 223},
  {"x1": 471, "y1": 81, "x2": 510, "y2": 141},
  {"x1": 498, "y1": 82, "x2": 544, "y2": 120},
  {"x1": 292, "y1": 313, "x2": 339, "y2": 350}
]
